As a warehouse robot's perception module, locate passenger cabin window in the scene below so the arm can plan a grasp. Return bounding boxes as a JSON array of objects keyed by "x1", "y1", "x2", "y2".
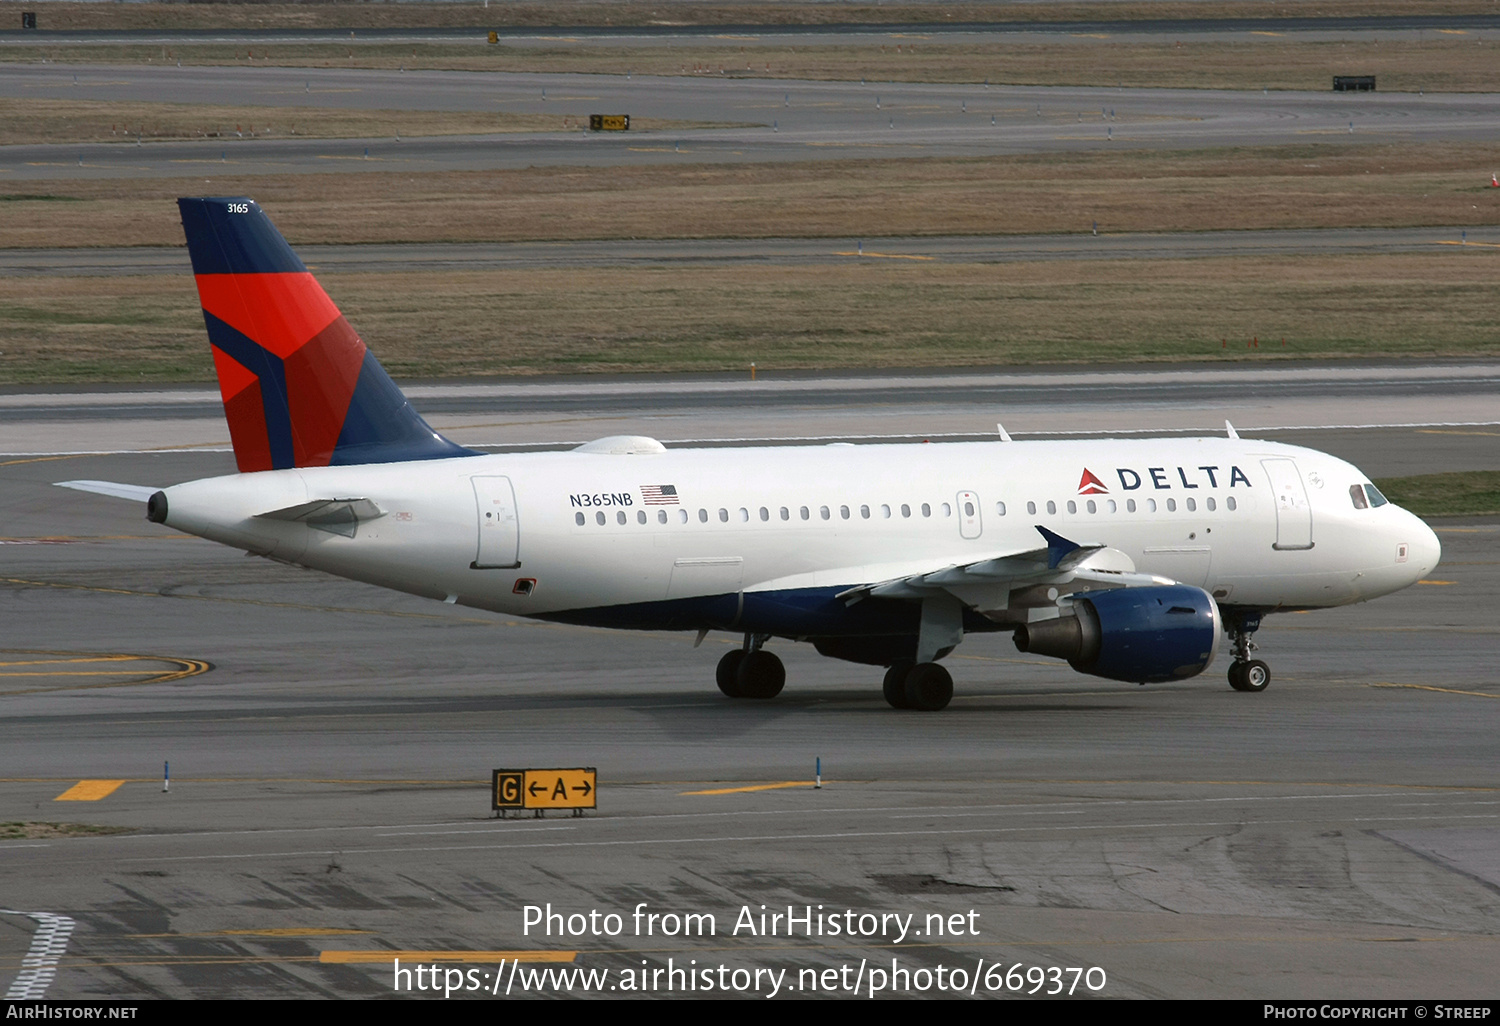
[
  {"x1": 637, "y1": 510, "x2": 647, "y2": 524},
  {"x1": 617, "y1": 511, "x2": 627, "y2": 525},
  {"x1": 1147, "y1": 498, "x2": 1157, "y2": 512},
  {"x1": 820, "y1": 506, "x2": 831, "y2": 520},
  {"x1": 963, "y1": 501, "x2": 975, "y2": 516},
  {"x1": 1364, "y1": 483, "x2": 1389, "y2": 508},
  {"x1": 941, "y1": 503, "x2": 952, "y2": 517},
  {"x1": 1226, "y1": 497, "x2": 1237, "y2": 511},
  {"x1": 758, "y1": 507, "x2": 768, "y2": 521},
  {"x1": 780, "y1": 507, "x2": 790, "y2": 521},
  {"x1": 901, "y1": 504, "x2": 911, "y2": 518},
  {"x1": 1085, "y1": 500, "x2": 1096, "y2": 514},
  {"x1": 719, "y1": 508, "x2": 729, "y2": 522},
  {"x1": 1067, "y1": 500, "x2": 1077, "y2": 515},
  {"x1": 800, "y1": 506, "x2": 810, "y2": 520},
  {"x1": 996, "y1": 501, "x2": 1007, "y2": 516},
  {"x1": 1106, "y1": 499, "x2": 1116, "y2": 513},
  {"x1": 860, "y1": 504, "x2": 871, "y2": 519},
  {"x1": 596, "y1": 512, "x2": 606, "y2": 525},
  {"x1": 1166, "y1": 498, "x2": 1177, "y2": 512},
  {"x1": 575, "y1": 512, "x2": 586, "y2": 526},
  {"x1": 738, "y1": 507, "x2": 749, "y2": 522},
  {"x1": 1186, "y1": 497, "x2": 1197, "y2": 512},
  {"x1": 921, "y1": 503, "x2": 932, "y2": 517},
  {"x1": 678, "y1": 509, "x2": 689, "y2": 523},
  {"x1": 660, "y1": 510, "x2": 670, "y2": 524},
  {"x1": 1206, "y1": 497, "x2": 1216, "y2": 512},
  {"x1": 881, "y1": 504, "x2": 892, "y2": 518},
  {"x1": 840, "y1": 505, "x2": 851, "y2": 520},
  {"x1": 1046, "y1": 501, "x2": 1057, "y2": 515},
  {"x1": 1126, "y1": 499, "x2": 1136, "y2": 513},
  {"x1": 698, "y1": 509, "x2": 709, "y2": 523}
]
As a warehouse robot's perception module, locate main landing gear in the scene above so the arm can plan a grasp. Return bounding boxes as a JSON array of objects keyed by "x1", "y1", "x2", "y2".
[
  {"x1": 1226, "y1": 612, "x2": 1270, "y2": 693},
  {"x1": 716, "y1": 634, "x2": 785, "y2": 700},
  {"x1": 882, "y1": 660, "x2": 954, "y2": 712}
]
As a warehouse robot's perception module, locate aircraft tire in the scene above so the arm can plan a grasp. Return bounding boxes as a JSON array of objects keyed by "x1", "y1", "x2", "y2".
[
  {"x1": 1239, "y1": 659, "x2": 1270, "y2": 692},
  {"x1": 903, "y1": 662, "x2": 953, "y2": 712},
  {"x1": 882, "y1": 662, "x2": 914, "y2": 709},
  {"x1": 717, "y1": 650, "x2": 747, "y2": 697},
  {"x1": 737, "y1": 651, "x2": 786, "y2": 699}
]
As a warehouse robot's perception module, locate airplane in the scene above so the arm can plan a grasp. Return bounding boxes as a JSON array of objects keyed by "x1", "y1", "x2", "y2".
[{"x1": 58, "y1": 198, "x2": 1443, "y2": 711}]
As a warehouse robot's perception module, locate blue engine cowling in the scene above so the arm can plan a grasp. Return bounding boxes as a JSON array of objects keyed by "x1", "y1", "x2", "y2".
[{"x1": 1013, "y1": 584, "x2": 1222, "y2": 683}]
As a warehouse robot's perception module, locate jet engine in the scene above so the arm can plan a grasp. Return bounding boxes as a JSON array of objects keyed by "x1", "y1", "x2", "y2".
[{"x1": 1013, "y1": 584, "x2": 1221, "y2": 683}]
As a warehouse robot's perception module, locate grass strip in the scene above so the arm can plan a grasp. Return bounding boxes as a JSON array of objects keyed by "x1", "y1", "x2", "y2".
[{"x1": 1375, "y1": 471, "x2": 1500, "y2": 518}]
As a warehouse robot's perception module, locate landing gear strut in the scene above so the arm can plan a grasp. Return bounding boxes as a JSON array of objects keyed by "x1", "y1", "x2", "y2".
[
  {"x1": 716, "y1": 634, "x2": 785, "y2": 699},
  {"x1": 1226, "y1": 612, "x2": 1270, "y2": 692},
  {"x1": 883, "y1": 661, "x2": 953, "y2": 711}
]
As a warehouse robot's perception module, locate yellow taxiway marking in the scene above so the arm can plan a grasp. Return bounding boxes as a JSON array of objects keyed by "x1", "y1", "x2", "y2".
[
  {"x1": 0, "y1": 648, "x2": 210, "y2": 696},
  {"x1": 1370, "y1": 682, "x2": 1498, "y2": 700},
  {"x1": 1436, "y1": 28, "x2": 1469, "y2": 34},
  {"x1": 1250, "y1": 31, "x2": 1285, "y2": 36},
  {"x1": 55, "y1": 779, "x2": 126, "y2": 802},
  {"x1": 1434, "y1": 240, "x2": 1500, "y2": 249},
  {"x1": 1419, "y1": 580, "x2": 1456, "y2": 585},
  {"x1": 832, "y1": 250, "x2": 935, "y2": 261},
  {"x1": 320, "y1": 950, "x2": 576, "y2": 964},
  {"x1": 1418, "y1": 428, "x2": 1500, "y2": 436},
  {"x1": 680, "y1": 781, "x2": 812, "y2": 796},
  {"x1": 1072, "y1": 33, "x2": 1111, "y2": 38},
  {"x1": 0, "y1": 454, "x2": 92, "y2": 468}
]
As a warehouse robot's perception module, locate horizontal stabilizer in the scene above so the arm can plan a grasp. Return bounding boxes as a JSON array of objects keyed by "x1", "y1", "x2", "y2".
[
  {"x1": 256, "y1": 497, "x2": 385, "y2": 522},
  {"x1": 55, "y1": 480, "x2": 160, "y2": 502}
]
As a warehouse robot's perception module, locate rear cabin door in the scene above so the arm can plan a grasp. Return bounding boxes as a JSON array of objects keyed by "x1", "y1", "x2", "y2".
[
  {"x1": 471, "y1": 475, "x2": 520, "y2": 568},
  {"x1": 1262, "y1": 458, "x2": 1314, "y2": 550}
]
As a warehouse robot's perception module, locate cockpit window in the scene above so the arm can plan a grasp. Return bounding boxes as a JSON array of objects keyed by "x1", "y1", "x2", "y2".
[
  {"x1": 1364, "y1": 483, "x2": 1389, "y2": 508},
  {"x1": 1349, "y1": 484, "x2": 1368, "y2": 510}
]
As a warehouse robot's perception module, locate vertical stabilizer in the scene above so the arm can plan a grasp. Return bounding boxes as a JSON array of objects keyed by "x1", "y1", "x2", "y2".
[{"x1": 177, "y1": 197, "x2": 475, "y2": 471}]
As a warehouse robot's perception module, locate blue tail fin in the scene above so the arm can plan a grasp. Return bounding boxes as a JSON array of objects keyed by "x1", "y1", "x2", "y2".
[{"x1": 178, "y1": 197, "x2": 476, "y2": 472}]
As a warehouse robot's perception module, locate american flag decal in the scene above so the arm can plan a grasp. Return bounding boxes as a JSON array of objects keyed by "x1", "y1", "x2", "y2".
[{"x1": 641, "y1": 484, "x2": 679, "y2": 505}]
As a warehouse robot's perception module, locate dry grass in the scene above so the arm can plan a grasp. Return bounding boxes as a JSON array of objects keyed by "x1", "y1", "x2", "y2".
[
  {"x1": 0, "y1": 98, "x2": 735, "y2": 147},
  {"x1": 3, "y1": 252, "x2": 1496, "y2": 383},
  {"x1": 4, "y1": 1, "x2": 1494, "y2": 33},
  {"x1": 1375, "y1": 470, "x2": 1500, "y2": 517},
  {"x1": 10, "y1": 37, "x2": 1500, "y2": 92},
  {"x1": 0, "y1": 821, "x2": 134, "y2": 838},
  {"x1": 4, "y1": 143, "x2": 1499, "y2": 250}
]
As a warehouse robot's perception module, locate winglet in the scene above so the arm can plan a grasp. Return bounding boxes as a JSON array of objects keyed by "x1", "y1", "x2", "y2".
[
  {"x1": 1035, "y1": 524, "x2": 1083, "y2": 570},
  {"x1": 996, "y1": 422, "x2": 1013, "y2": 442},
  {"x1": 1226, "y1": 419, "x2": 1240, "y2": 439}
]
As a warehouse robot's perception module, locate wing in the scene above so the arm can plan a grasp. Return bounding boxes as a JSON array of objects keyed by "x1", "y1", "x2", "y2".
[{"x1": 832, "y1": 524, "x2": 1175, "y2": 626}]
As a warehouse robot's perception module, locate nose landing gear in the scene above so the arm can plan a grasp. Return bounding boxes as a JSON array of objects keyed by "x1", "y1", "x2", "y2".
[{"x1": 1226, "y1": 611, "x2": 1270, "y2": 692}]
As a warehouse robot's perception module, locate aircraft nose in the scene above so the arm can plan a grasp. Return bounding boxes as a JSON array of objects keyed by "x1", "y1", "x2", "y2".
[{"x1": 1410, "y1": 515, "x2": 1442, "y2": 576}]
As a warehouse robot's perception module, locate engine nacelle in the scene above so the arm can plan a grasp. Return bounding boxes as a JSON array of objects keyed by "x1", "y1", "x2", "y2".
[{"x1": 1014, "y1": 584, "x2": 1221, "y2": 683}]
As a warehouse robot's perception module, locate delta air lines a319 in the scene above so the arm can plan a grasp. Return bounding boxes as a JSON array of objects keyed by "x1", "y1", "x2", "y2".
[{"x1": 60, "y1": 199, "x2": 1442, "y2": 711}]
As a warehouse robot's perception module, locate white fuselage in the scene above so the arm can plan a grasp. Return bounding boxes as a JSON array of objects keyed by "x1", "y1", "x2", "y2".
[{"x1": 158, "y1": 436, "x2": 1440, "y2": 631}]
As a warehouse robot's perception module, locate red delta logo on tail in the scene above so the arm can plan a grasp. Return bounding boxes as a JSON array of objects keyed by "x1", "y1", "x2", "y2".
[
  {"x1": 1077, "y1": 468, "x2": 1109, "y2": 495},
  {"x1": 178, "y1": 198, "x2": 474, "y2": 473}
]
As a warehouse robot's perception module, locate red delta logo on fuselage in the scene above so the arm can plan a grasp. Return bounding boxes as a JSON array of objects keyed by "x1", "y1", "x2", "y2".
[{"x1": 1078, "y1": 469, "x2": 1109, "y2": 494}]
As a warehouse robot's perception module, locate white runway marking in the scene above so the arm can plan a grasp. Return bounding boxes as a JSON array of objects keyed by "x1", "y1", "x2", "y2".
[{"x1": 2, "y1": 909, "x2": 76, "y2": 1000}]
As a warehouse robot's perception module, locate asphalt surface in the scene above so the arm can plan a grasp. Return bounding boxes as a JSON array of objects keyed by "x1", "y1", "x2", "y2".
[
  {"x1": 4, "y1": 363, "x2": 1499, "y2": 475},
  {"x1": 7, "y1": 64, "x2": 1500, "y2": 179},
  {"x1": 0, "y1": 377, "x2": 1497, "y2": 998},
  {"x1": 4, "y1": 14, "x2": 1500, "y2": 42},
  {"x1": 6, "y1": 227, "x2": 1500, "y2": 278}
]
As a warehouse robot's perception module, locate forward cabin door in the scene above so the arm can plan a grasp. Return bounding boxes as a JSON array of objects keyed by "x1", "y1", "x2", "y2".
[
  {"x1": 1262, "y1": 458, "x2": 1314, "y2": 550},
  {"x1": 471, "y1": 475, "x2": 521, "y2": 568}
]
